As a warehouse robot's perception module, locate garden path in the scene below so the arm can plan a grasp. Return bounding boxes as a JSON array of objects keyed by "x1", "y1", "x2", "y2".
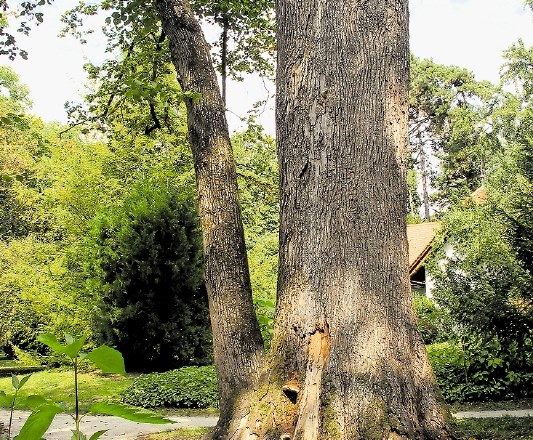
[
  {"x1": 453, "y1": 409, "x2": 533, "y2": 419},
  {"x1": 0, "y1": 410, "x2": 217, "y2": 439}
]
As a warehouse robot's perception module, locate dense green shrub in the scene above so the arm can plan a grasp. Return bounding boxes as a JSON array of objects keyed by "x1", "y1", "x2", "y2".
[
  {"x1": 120, "y1": 366, "x2": 218, "y2": 408},
  {"x1": 413, "y1": 294, "x2": 453, "y2": 345},
  {"x1": 427, "y1": 336, "x2": 533, "y2": 403},
  {"x1": 459, "y1": 332, "x2": 533, "y2": 401},
  {"x1": 427, "y1": 342, "x2": 467, "y2": 402},
  {"x1": 87, "y1": 180, "x2": 212, "y2": 372},
  {"x1": 0, "y1": 292, "x2": 46, "y2": 359},
  {"x1": 428, "y1": 178, "x2": 533, "y2": 401}
]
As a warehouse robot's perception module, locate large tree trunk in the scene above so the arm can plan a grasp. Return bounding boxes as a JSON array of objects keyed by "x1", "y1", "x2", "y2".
[
  {"x1": 153, "y1": 0, "x2": 264, "y2": 427},
  {"x1": 225, "y1": 1, "x2": 452, "y2": 438}
]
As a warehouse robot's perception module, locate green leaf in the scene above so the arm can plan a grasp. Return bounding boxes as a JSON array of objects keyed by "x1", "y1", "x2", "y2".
[
  {"x1": 12, "y1": 374, "x2": 19, "y2": 389},
  {"x1": 14, "y1": 405, "x2": 62, "y2": 440},
  {"x1": 90, "y1": 403, "x2": 174, "y2": 424},
  {"x1": 182, "y1": 90, "x2": 203, "y2": 104},
  {"x1": 63, "y1": 335, "x2": 87, "y2": 358},
  {"x1": 89, "y1": 430, "x2": 108, "y2": 440},
  {"x1": 25, "y1": 394, "x2": 57, "y2": 410},
  {"x1": 37, "y1": 333, "x2": 66, "y2": 354},
  {"x1": 37, "y1": 333, "x2": 87, "y2": 359},
  {"x1": 85, "y1": 346, "x2": 126, "y2": 375},
  {"x1": 18, "y1": 374, "x2": 32, "y2": 390},
  {"x1": 0, "y1": 391, "x2": 14, "y2": 406},
  {"x1": 71, "y1": 430, "x2": 88, "y2": 440}
]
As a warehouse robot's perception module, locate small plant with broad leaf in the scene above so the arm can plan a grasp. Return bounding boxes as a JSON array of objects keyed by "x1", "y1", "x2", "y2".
[
  {"x1": 0, "y1": 373, "x2": 32, "y2": 439},
  {"x1": 4, "y1": 333, "x2": 173, "y2": 440}
]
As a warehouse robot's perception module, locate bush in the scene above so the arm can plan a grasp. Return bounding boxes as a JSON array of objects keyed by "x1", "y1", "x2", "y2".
[
  {"x1": 427, "y1": 342, "x2": 467, "y2": 402},
  {"x1": 460, "y1": 332, "x2": 533, "y2": 401},
  {"x1": 413, "y1": 294, "x2": 453, "y2": 344},
  {"x1": 120, "y1": 366, "x2": 218, "y2": 409},
  {"x1": 427, "y1": 336, "x2": 533, "y2": 403},
  {"x1": 87, "y1": 180, "x2": 212, "y2": 372},
  {"x1": 0, "y1": 294, "x2": 43, "y2": 356},
  {"x1": 428, "y1": 192, "x2": 533, "y2": 401}
]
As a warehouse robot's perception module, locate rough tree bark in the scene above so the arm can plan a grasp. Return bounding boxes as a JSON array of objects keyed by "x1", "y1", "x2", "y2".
[
  {"x1": 153, "y1": 0, "x2": 264, "y2": 428},
  {"x1": 225, "y1": 1, "x2": 453, "y2": 438}
]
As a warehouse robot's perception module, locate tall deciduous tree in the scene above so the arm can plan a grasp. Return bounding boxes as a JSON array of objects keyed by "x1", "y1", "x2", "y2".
[
  {"x1": 2, "y1": 0, "x2": 267, "y2": 420},
  {"x1": 153, "y1": 0, "x2": 265, "y2": 424},
  {"x1": 2, "y1": 1, "x2": 452, "y2": 436},
  {"x1": 223, "y1": 1, "x2": 451, "y2": 438},
  {"x1": 409, "y1": 56, "x2": 495, "y2": 216},
  {"x1": 61, "y1": 0, "x2": 269, "y2": 419}
]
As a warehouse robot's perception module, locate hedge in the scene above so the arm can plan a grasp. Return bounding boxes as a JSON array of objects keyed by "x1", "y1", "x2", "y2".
[{"x1": 121, "y1": 366, "x2": 218, "y2": 408}]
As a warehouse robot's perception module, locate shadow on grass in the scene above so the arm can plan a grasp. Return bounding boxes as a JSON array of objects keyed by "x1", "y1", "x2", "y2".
[
  {"x1": 451, "y1": 416, "x2": 533, "y2": 440},
  {"x1": 134, "y1": 418, "x2": 533, "y2": 440},
  {"x1": 135, "y1": 427, "x2": 209, "y2": 440}
]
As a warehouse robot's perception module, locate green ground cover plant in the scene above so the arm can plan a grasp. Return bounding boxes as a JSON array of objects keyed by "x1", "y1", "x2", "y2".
[{"x1": 121, "y1": 366, "x2": 218, "y2": 409}]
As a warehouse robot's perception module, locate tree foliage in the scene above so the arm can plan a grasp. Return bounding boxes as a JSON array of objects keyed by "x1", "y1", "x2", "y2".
[
  {"x1": 191, "y1": 0, "x2": 274, "y2": 102},
  {"x1": 86, "y1": 179, "x2": 212, "y2": 372},
  {"x1": 58, "y1": 0, "x2": 274, "y2": 128},
  {"x1": 428, "y1": 41, "x2": 533, "y2": 400},
  {"x1": 429, "y1": 200, "x2": 533, "y2": 399},
  {"x1": 409, "y1": 56, "x2": 497, "y2": 215},
  {"x1": 232, "y1": 124, "x2": 278, "y2": 346},
  {"x1": 0, "y1": 69, "x2": 109, "y2": 353},
  {"x1": 0, "y1": 64, "x2": 199, "y2": 360},
  {"x1": 0, "y1": 0, "x2": 53, "y2": 60},
  {"x1": 0, "y1": 60, "x2": 278, "y2": 371}
]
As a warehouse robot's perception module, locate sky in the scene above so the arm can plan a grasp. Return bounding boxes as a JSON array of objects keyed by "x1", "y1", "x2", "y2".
[{"x1": 3, "y1": 0, "x2": 533, "y2": 135}]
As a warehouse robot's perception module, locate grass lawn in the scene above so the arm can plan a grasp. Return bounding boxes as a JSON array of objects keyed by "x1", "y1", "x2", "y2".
[
  {"x1": 0, "y1": 369, "x2": 134, "y2": 412},
  {"x1": 136, "y1": 428, "x2": 209, "y2": 440},
  {"x1": 134, "y1": 417, "x2": 533, "y2": 440},
  {"x1": 447, "y1": 399, "x2": 533, "y2": 439},
  {"x1": 450, "y1": 416, "x2": 533, "y2": 439}
]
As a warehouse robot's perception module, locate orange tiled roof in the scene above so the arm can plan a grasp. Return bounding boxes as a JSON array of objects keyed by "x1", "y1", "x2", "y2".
[{"x1": 407, "y1": 222, "x2": 441, "y2": 275}]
